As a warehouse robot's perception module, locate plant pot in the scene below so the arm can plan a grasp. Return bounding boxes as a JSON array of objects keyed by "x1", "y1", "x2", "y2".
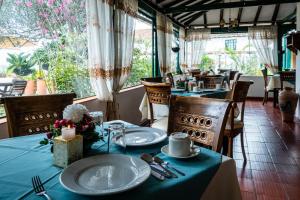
[
  {"x1": 279, "y1": 87, "x2": 299, "y2": 122},
  {"x1": 24, "y1": 80, "x2": 36, "y2": 95},
  {"x1": 36, "y1": 79, "x2": 48, "y2": 95}
]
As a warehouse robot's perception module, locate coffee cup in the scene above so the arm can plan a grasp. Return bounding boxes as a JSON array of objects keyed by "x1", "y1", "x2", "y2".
[
  {"x1": 193, "y1": 86, "x2": 199, "y2": 92},
  {"x1": 215, "y1": 83, "x2": 221, "y2": 89},
  {"x1": 169, "y1": 132, "x2": 191, "y2": 157}
]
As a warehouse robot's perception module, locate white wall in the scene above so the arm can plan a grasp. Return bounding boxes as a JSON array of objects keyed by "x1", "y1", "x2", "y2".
[
  {"x1": 240, "y1": 75, "x2": 265, "y2": 97},
  {"x1": 296, "y1": 3, "x2": 300, "y2": 119}
]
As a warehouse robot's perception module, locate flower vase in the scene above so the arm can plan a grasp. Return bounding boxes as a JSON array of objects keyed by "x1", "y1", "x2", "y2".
[{"x1": 279, "y1": 87, "x2": 299, "y2": 122}]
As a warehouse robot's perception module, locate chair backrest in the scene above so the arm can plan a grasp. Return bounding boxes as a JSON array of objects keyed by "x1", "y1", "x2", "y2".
[
  {"x1": 229, "y1": 81, "x2": 253, "y2": 122},
  {"x1": 10, "y1": 80, "x2": 27, "y2": 96},
  {"x1": 0, "y1": 93, "x2": 76, "y2": 137},
  {"x1": 168, "y1": 95, "x2": 231, "y2": 152},
  {"x1": 140, "y1": 77, "x2": 163, "y2": 83},
  {"x1": 261, "y1": 68, "x2": 268, "y2": 89},
  {"x1": 203, "y1": 76, "x2": 224, "y2": 89},
  {"x1": 279, "y1": 71, "x2": 296, "y2": 90},
  {"x1": 142, "y1": 81, "x2": 171, "y2": 123},
  {"x1": 233, "y1": 72, "x2": 242, "y2": 82},
  {"x1": 229, "y1": 71, "x2": 239, "y2": 81},
  {"x1": 166, "y1": 73, "x2": 174, "y2": 87}
]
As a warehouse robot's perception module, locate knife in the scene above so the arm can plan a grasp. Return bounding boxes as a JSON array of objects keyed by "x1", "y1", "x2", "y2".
[
  {"x1": 150, "y1": 164, "x2": 172, "y2": 178},
  {"x1": 151, "y1": 169, "x2": 165, "y2": 181}
]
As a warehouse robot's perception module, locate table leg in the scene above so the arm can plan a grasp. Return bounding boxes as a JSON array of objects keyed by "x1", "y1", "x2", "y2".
[{"x1": 273, "y1": 89, "x2": 278, "y2": 108}]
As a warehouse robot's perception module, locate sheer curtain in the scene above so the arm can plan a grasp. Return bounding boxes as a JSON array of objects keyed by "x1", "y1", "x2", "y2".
[
  {"x1": 157, "y1": 13, "x2": 173, "y2": 76},
  {"x1": 87, "y1": 0, "x2": 138, "y2": 120},
  {"x1": 248, "y1": 26, "x2": 278, "y2": 74},
  {"x1": 186, "y1": 29, "x2": 210, "y2": 69},
  {"x1": 179, "y1": 27, "x2": 187, "y2": 73}
]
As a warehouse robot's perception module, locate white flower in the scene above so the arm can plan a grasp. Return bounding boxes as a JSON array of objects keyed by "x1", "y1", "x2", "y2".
[{"x1": 63, "y1": 104, "x2": 89, "y2": 123}]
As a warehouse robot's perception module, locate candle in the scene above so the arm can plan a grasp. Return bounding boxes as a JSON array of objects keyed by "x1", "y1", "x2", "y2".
[{"x1": 61, "y1": 126, "x2": 76, "y2": 140}]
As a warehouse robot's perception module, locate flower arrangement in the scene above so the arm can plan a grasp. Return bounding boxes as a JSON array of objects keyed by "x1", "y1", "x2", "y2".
[{"x1": 40, "y1": 104, "x2": 102, "y2": 151}]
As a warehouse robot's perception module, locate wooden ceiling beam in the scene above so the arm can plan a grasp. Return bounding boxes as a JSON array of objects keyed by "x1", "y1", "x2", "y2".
[
  {"x1": 162, "y1": 0, "x2": 185, "y2": 9},
  {"x1": 172, "y1": 0, "x2": 212, "y2": 18},
  {"x1": 183, "y1": 11, "x2": 206, "y2": 25},
  {"x1": 253, "y1": 6, "x2": 262, "y2": 26},
  {"x1": 237, "y1": 0, "x2": 244, "y2": 25},
  {"x1": 272, "y1": 4, "x2": 280, "y2": 25},
  {"x1": 165, "y1": 0, "x2": 300, "y2": 14},
  {"x1": 204, "y1": 12, "x2": 208, "y2": 28}
]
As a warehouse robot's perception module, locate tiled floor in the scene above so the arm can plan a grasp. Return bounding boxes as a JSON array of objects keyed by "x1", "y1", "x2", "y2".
[{"x1": 233, "y1": 100, "x2": 300, "y2": 200}]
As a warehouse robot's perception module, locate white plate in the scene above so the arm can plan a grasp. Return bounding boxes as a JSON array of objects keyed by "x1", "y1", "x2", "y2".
[
  {"x1": 161, "y1": 145, "x2": 201, "y2": 159},
  {"x1": 59, "y1": 154, "x2": 151, "y2": 196},
  {"x1": 112, "y1": 127, "x2": 167, "y2": 147}
]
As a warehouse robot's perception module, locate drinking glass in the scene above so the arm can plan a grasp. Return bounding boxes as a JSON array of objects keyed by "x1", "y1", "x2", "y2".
[
  {"x1": 107, "y1": 122, "x2": 126, "y2": 153},
  {"x1": 89, "y1": 111, "x2": 104, "y2": 137}
]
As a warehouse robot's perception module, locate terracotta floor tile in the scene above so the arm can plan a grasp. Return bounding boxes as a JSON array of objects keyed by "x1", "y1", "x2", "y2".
[
  {"x1": 274, "y1": 164, "x2": 300, "y2": 174},
  {"x1": 237, "y1": 168, "x2": 253, "y2": 179},
  {"x1": 256, "y1": 194, "x2": 285, "y2": 200},
  {"x1": 283, "y1": 184, "x2": 300, "y2": 200},
  {"x1": 241, "y1": 191, "x2": 257, "y2": 200},
  {"x1": 271, "y1": 155, "x2": 298, "y2": 165},
  {"x1": 248, "y1": 154, "x2": 273, "y2": 163},
  {"x1": 235, "y1": 159, "x2": 251, "y2": 169},
  {"x1": 278, "y1": 173, "x2": 300, "y2": 186},
  {"x1": 254, "y1": 181, "x2": 286, "y2": 198},
  {"x1": 239, "y1": 178, "x2": 255, "y2": 192},
  {"x1": 251, "y1": 170, "x2": 281, "y2": 183},
  {"x1": 250, "y1": 162, "x2": 276, "y2": 172}
]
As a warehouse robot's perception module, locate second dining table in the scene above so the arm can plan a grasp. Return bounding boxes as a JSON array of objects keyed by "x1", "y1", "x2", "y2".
[{"x1": 0, "y1": 120, "x2": 241, "y2": 200}]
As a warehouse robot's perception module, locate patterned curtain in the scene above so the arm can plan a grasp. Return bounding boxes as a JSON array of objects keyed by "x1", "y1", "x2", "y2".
[
  {"x1": 186, "y1": 29, "x2": 210, "y2": 69},
  {"x1": 157, "y1": 13, "x2": 173, "y2": 76},
  {"x1": 87, "y1": 0, "x2": 138, "y2": 120},
  {"x1": 248, "y1": 26, "x2": 278, "y2": 74},
  {"x1": 179, "y1": 27, "x2": 187, "y2": 73}
]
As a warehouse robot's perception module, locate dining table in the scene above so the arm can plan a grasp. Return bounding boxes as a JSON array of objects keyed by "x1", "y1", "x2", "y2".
[{"x1": 0, "y1": 120, "x2": 241, "y2": 200}]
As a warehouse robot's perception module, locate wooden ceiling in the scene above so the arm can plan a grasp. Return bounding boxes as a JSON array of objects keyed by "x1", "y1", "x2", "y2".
[{"x1": 140, "y1": 0, "x2": 299, "y2": 28}]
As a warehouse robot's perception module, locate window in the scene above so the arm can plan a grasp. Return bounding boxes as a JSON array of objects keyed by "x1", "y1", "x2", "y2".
[
  {"x1": 225, "y1": 39, "x2": 237, "y2": 50},
  {"x1": 123, "y1": 15, "x2": 153, "y2": 88},
  {"x1": 171, "y1": 28, "x2": 180, "y2": 74},
  {"x1": 0, "y1": 0, "x2": 92, "y2": 118},
  {"x1": 200, "y1": 33, "x2": 261, "y2": 76}
]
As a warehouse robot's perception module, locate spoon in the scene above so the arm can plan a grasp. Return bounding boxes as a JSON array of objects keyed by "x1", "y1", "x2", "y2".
[
  {"x1": 141, "y1": 153, "x2": 177, "y2": 178},
  {"x1": 152, "y1": 156, "x2": 178, "y2": 178},
  {"x1": 154, "y1": 156, "x2": 185, "y2": 176},
  {"x1": 140, "y1": 154, "x2": 171, "y2": 178}
]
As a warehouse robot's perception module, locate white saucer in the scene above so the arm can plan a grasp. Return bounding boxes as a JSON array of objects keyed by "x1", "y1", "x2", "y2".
[{"x1": 161, "y1": 145, "x2": 201, "y2": 159}]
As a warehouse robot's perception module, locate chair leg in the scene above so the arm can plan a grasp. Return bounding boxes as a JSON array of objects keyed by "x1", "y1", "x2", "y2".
[
  {"x1": 262, "y1": 92, "x2": 267, "y2": 105},
  {"x1": 227, "y1": 137, "x2": 233, "y2": 158},
  {"x1": 240, "y1": 130, "x2": 247, "y2": 161}
]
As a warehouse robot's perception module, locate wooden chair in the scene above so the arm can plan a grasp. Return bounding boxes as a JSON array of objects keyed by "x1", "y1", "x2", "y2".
[
  {"x1": 203, "y1": 75, "x2": 224, "y2": 89},
  {"x1": 261, "y1": 68, "x2": 274, "y2": 105},
  {"x1": 0, "y1": 93, "x2": 76, "y2": 137},
  {"x1": 140, "y1": 77, "x2": 163, "y2": 83},
  {"x1": 166, "y1": 73, "x2": 174, "y2": 87},
  {"x1": 279, "y1": 71, "x2": 296, "y2": 90},
  {"x1": 142, "y1": 81, "x2": 171, "y2": 132},
  {"x1": 168, "y1": 95, "x2": 231, "y2": 152},
  {"x1": 10, "y1": 80, "x2": 27, "y2": 96},
  {"x1": 224, "y1": 81, "x2": 253, "y2": 160}
]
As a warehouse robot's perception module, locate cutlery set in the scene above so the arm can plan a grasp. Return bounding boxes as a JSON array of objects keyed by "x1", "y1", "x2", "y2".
[{"x1": 141, "y1": 153, "x2": 185, "y2": 181}]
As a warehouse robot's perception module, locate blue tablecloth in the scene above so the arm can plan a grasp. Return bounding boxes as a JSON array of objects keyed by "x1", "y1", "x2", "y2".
[
  {"x1": 172, "y1": 89, "x2": 228, "y2": 99},
  {"x1": 0, "y1": 122, "x2": 222, "y2": 200}
]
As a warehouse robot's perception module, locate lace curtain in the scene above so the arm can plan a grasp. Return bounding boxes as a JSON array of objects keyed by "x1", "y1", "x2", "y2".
[
  {"x1": 185, "y1": 29, "x2": 210, "y2": 69},
  {"x1": 248, "y1": 26, "x2": 278, "y2": 74},
  {"x1": 87, "y1": 0, "x2": 137, "y2": 120},
  {"x1": 157, "y1": 13, "x2": 173, "y2": 76},
  {"x1": 179, "y1": 27, "x2": 187, "y2": 73}
]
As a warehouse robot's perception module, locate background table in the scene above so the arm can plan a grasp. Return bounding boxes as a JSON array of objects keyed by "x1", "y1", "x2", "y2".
[{"x1": 0, "y1": 121, "x2": 241, "y2": 200}]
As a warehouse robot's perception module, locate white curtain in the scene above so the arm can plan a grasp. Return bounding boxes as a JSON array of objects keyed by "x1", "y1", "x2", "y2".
[
  {"x1": 186, "y1": 29, "x2": 210, "y2": 69},
  {"x1": 87, "y1": 0, "x2": 137, "y2": 120},
  {"x1": 157, "y1": 13, "x2": 173, "y2": 76},
  {"x1": 179, "y1": 27, "x2": 187, "y2": 73},
  {"x1": 248, "y1": 26, "x2": 278, "y2": 74}
]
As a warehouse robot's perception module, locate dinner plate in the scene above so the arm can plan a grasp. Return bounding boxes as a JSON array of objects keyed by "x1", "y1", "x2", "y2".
[
  {"x1": 60, "y1": 154, "x2": 151, "y2": 196},
  {"x1": 112, "y1": 127, "x2": 167, "y2": 147},
  {"x1": 161, "y1": 145, "x2": 201, "y2": 159}
]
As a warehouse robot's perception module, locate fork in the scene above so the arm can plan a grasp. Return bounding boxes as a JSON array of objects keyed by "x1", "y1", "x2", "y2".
[{"x1": 31, "y1": 176, "x2": 52, "y2": 200}]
